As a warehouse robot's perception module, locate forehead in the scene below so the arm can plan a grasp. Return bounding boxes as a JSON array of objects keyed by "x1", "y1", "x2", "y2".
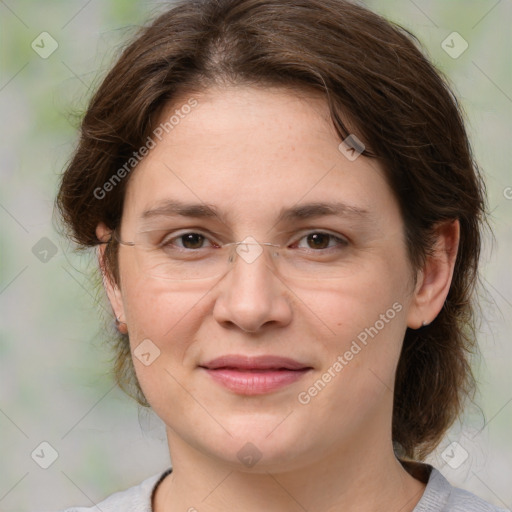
[{"x1": 122, "y1": 85, "x2": 399, "y2": 228}]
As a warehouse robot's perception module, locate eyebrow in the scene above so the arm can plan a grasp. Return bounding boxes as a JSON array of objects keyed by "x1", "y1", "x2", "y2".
[{"x1": 140, "y1": 199, "x2": 370, "y2": 224}]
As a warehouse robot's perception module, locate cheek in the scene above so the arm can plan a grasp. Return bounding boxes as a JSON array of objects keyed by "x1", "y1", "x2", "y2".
[
  {"x1": 297, "y1": 290, "x2": 407, "y2": 440},
  {"x1": 121, "y1": 282, "x2": 207, "y2": 415},
  {"x1": 312, "y1": 283, "x2": 407, "y2": 378},
  {"x1": 119, "y1": 267, "x2": 207, "y2": 392},
  {"x1": 118, "y1": 248, "x2": 203, "y2": 338},
  {"x1": 301, "y1": 246, "x2": 411, "y2": 398},
  {"x1": 307, "y1": 246, "x2": 411, "y2": 337}
]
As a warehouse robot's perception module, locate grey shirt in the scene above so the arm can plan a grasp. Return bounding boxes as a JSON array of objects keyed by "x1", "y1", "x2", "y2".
[{"x1": 59, "y1": 463, "x2": 509, "y2": 512}]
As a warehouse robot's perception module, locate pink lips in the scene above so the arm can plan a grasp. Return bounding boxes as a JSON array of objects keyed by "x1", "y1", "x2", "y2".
[{"x1": 199, "y1": 355, "x2": 312, "y2": 395}]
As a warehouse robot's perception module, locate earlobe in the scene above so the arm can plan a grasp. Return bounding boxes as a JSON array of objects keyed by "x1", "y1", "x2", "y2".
[
  {"x1": 96, "y1": 222, "x2": 126, "y2": 328},
  {"x1": 406, "y1": 220, "x2": 460, "y2": 329}
]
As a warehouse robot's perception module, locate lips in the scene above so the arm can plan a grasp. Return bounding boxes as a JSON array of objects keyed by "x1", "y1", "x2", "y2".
[
  {"x1": 199, "y1": 355, "x2": 312, "y2": 395},
  {"x1": 200, "y1": 354, "x2": 310, "y2": 371}
]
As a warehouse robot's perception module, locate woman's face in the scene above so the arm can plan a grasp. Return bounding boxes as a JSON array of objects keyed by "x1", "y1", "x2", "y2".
[{"x1": 102, "y1": 85, "x2": 422, "y2": 472}]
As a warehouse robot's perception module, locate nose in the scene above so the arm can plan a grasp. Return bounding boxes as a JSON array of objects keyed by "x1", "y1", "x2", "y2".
[{"x1": 212, "y1": 242, "x2": 293, "y2": 333}]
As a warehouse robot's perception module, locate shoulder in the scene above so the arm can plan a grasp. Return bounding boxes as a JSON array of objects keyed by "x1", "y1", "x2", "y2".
[
  {"x1": 57, "y1": 469, "x2": 172, "y2": 512},
  {"x1": 413, "y1": 464, "x2": 508, "y2": 512},
  {"x1": 442, "y1": 475, "x2": 509, "y2": 512}
]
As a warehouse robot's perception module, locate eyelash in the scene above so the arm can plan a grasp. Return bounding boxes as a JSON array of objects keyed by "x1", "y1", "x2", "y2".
[{"x1": 159, "y1": 230, "x2": 349, "y2": 252}]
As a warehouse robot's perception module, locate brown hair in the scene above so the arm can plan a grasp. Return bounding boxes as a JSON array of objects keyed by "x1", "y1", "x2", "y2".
[{"x1": 55, "y1": 0, "x2": 488, "y2": 460}]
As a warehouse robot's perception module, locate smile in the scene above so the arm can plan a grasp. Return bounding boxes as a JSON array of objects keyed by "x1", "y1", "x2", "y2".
[
  {"x1": 200, "y1": 367, "x2": 312, "y2": 395},
  {"x1": 199, "y1": 354, "x2": 313, "y2": 395}
]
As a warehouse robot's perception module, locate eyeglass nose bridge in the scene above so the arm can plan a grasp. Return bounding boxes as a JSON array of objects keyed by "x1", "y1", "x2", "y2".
[{"x1": 225, "y1": 238, "x2": 281, "y2": 266}]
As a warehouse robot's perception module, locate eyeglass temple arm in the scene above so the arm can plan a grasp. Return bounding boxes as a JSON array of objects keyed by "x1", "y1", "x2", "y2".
[
  {"x1": 96, "y1": 229, "x2": 135, "y2": 246},
  {"x1": 99, "y1": 233, "x2": 280, "y2": 248}
]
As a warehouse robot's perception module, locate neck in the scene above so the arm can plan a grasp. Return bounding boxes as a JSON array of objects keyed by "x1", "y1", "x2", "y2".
[{"x1": 153, "y1": 428, "x2": 427, "y2": 512}]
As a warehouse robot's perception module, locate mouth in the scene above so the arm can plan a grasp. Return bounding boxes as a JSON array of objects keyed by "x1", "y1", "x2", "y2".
[{"x1": 199, "y1": 355, "x2": 313, "y2": 395}]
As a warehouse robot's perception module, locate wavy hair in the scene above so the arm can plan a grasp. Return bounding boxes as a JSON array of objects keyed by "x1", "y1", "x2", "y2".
[{"x1": 55, "y1": 0, "x2": 488, "y2": 460}]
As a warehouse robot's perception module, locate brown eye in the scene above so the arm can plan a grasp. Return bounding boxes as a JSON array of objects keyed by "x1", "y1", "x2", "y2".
[
  {"x1": 296, "y1": 232, "x2": 347, "y2": 251},
  {"x1": 180, "y1": 233, "x2": 206, "y2": 249},
  {"x1": 162, "y1": 232, "x2": 213, "y2": 250},
  {"x1": 306, "y1": 233, "x2": 330, "y2": 249}
]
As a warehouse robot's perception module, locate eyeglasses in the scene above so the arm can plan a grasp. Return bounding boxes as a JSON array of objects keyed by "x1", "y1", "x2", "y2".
[{"x1": 109, "y1": 227, "x2": 355, "y2": 282}]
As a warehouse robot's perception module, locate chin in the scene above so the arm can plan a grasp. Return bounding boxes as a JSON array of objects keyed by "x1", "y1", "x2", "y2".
[{"x1": 202, "y1": 419, "x2": 318, "y2": 472}]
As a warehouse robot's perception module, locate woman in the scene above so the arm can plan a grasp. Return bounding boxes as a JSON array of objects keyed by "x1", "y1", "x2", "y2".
[{"x1": 55, "y1": 0, "x2": 506, "y2": 510}]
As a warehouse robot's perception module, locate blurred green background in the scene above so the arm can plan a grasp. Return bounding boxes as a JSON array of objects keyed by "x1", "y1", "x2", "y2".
[{"x1": 0, "y1": 1, "x2": 511, "y2": 510}]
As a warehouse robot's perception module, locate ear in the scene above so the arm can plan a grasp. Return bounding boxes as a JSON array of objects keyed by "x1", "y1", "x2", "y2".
[
  {"x1": 96, "y1": 222, "x2": 126, "y2": 324},
  {"x1": 406, "y1": 219, "x2": 460, "y2": 329}
]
